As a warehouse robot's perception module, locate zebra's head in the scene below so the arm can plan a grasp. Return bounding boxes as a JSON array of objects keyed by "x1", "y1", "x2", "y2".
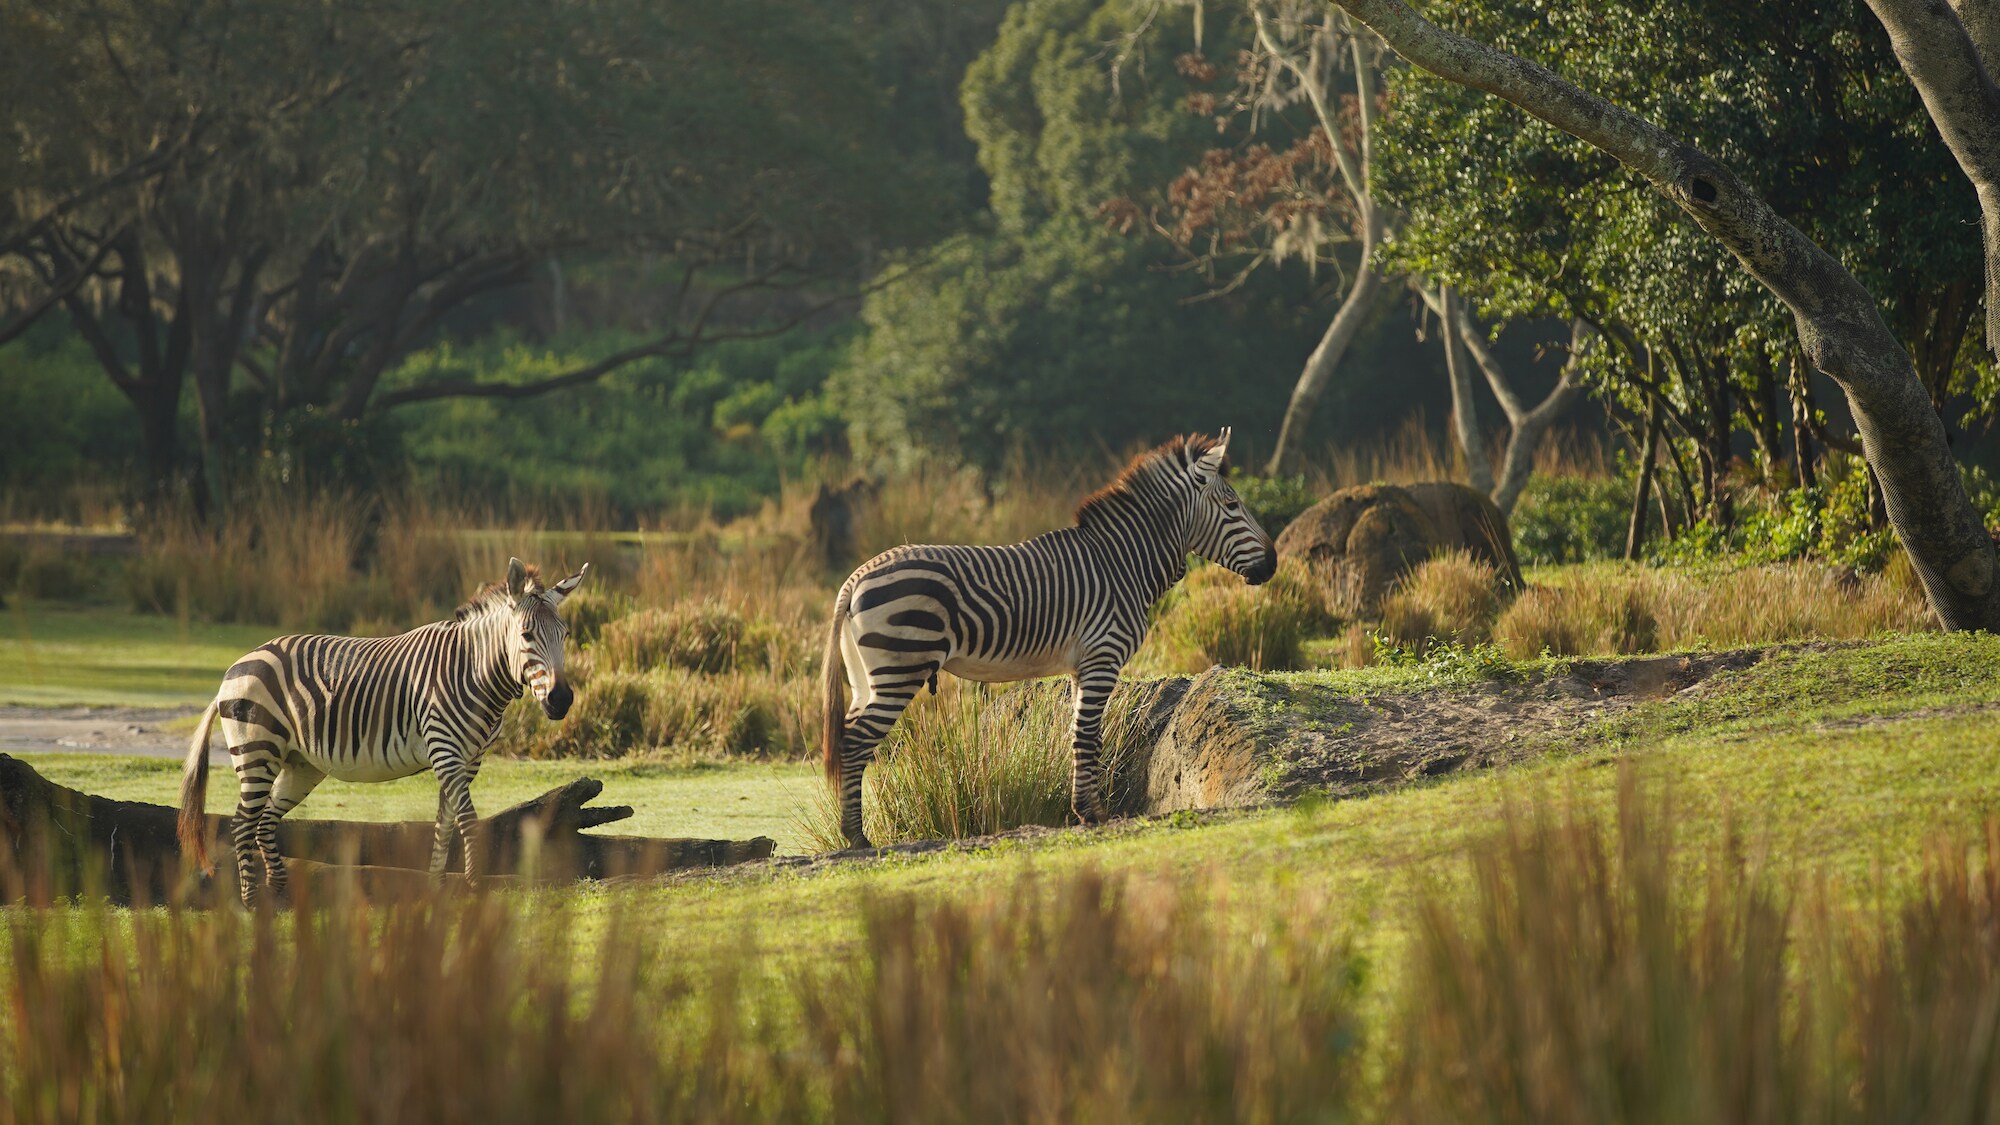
[
  {"x1": 506, "y1": 557, "x2": 590, "y2": 720},
  {"x1": 1184, "y1": 428, "x2": 1278, "y2": 585}
]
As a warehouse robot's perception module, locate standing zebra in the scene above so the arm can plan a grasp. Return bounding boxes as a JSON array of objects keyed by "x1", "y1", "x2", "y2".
[
  {"x1": 822, "y1": 429, "x2": 1276, "y2": 848},
  {"x1": 178, "y1": 558, "x2": 588, "y2": 905}
]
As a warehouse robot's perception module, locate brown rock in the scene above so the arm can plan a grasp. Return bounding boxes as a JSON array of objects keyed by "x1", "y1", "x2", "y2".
[{"x1": 1274, "y1": 481, "x2": 1522, "y2": 614}]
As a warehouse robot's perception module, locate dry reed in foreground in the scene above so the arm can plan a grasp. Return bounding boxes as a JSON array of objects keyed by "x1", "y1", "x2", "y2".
[
  {"x1": 0, "y1": 867, "x2": 1363, "y2": 1123},
  {"x1": 1391, "y1": 775, "x2": 2000, "y2": 1123}
]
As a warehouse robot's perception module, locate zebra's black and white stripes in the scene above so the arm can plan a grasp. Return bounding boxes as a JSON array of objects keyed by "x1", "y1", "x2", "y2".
[
  {"x1": 178, "y1": 558, "x2": 587, "y2": 905},
  {"x1": 821, "y1": 429, "x2": 1276, "y2": 848}
]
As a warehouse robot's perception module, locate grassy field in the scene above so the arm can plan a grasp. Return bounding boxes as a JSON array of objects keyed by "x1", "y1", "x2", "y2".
[{"x1": 1, "y1": 599, "x2": 277, "y2": 707}]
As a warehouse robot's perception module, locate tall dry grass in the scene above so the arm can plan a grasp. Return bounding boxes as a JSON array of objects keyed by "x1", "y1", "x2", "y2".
[
  {"x1": 1136, "y1": 559, "x2": 1334, "y2": 675},
  {"x1": 797, "y1": 679, "x2": 1153, "y2": 850},
  {"x1": 0, "y1": 865, "x2": 1364, "y2": 1123},
  {"x1": 1375, "y1": 550, "x2": 1508, "y2": 651},
  {"x1": 1493, "y1": 561, "x2": 1930, "y2": 659},
  {"x1": 1389, "y1": 776, "x2": 2000, "y2": 1123}
]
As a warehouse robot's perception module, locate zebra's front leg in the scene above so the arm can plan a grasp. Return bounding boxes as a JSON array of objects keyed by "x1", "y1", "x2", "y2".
[
  {"x1": 429, "y1": 746, "x2": 483, "y2": 885},
  {"x1": 1069, "y1": 660, "x2": 1122, "y2": 826}
]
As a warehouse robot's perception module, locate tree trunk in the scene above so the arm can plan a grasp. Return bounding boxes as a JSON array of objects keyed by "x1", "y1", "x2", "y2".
[
  {"x1": 1438, "y1": 288, "x2": 1494, "y2": 494},
  {"x1": 1627, "y1": 400, "x2": 1662, "y2": 560},
  {"x1": 1266, "y1": 213, "x2": 1387, "y2": 476},
  {"x1": 1329, "y1": 0, "x2": 2000, "y2": 628},
  {"x1": 1428, "y1": 292, "x2": 1590, "y2": 514}
]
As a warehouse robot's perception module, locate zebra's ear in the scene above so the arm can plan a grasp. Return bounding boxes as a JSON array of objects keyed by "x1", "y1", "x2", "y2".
[
  {"x1": 1192, "y1": 427, "x2": 1231, "y2": 483},
  {"x1": 506, "y1": 557, "x2": 530, "y2": 600},
  {"x1": 549, "y1": 563, "x2": 590, "y2": 605}
]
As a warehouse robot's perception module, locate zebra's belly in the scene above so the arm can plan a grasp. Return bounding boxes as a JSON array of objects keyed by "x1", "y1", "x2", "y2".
[
  {"x1": 304, "y1": 730, "x2": 434, "y2": 784},
  {"x1": 943, "y1": 648, "x2": 1074, "y2": 683}
]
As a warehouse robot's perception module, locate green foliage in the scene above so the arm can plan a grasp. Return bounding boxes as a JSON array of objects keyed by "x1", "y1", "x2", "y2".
[
  {"x1": 1654, "y1": 457, "x2": 1896, "y2": 572},
  {"x1": 0, "y1": 324, "x2": 144, "y2": 494},
  {"x1": 595, "y1": 602, "x2": 799, "y2": 676},
  {"x1": 835, "y1": 0, "x2": 1328, "y2": 473},
  {"x1": 1511, "y1": 475, "x2": 1634, "y2": 565},
  {"x1": 391, "y1": 327, "x2": 851, "y2": 518},
  {"x1": 1232, "y1": 474, "x2": 1319, "y2": 538}
]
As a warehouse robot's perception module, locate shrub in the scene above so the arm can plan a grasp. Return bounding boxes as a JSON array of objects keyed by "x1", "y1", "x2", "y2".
[
  {"x1": 1138, "y1": 561, "x2": 1329, "y2": 674},
  {"x1": 596, "y1": 601, "x2": 798, "y2": 675},
  {"x1": 1494, "y1": 581, "x2": 1658, "y2": 659},
  {"x1": 1511, "y1": 474, "x2": 1632, "y2": 565},
  {"x1": 1375, "y1": 550, "x2": 1504, "y2": 651},
  {"x1": 1232, "y1": 473, "x2": 1319, "y2": 538},
  {"x1": 560, "y1": 587, "x2": 636, "y2": 646},
  {"x1": 798, "y1": 680, "x2": 1150, "y2": 850},
  {"x1": 496, "y1": 669, "x2": 814, "y2": 761},
  {"x1": 9, "y1": 542, "x2": 102, "y2": 601}
]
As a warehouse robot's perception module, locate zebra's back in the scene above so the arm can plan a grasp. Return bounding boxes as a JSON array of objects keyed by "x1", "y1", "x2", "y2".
[
  {"x1": 843, "y1": 530, "x2": 1133, "y2": 680},
  {"x1": 217, "y1": 626, "x2": 448, "y2": 783}
]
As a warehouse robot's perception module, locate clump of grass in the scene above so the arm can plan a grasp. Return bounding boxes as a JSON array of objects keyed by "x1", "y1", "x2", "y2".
[
  {"x1": 1493, "y1": 561, "x2": 1928, "y2": 658},
  {"x1": 1375, "y1": 550, "x2": 1506, "y2": 651},
  {"x1": 1494, "y1": 581, "x2": 1658, "y2": 658},
  {"x1": 497, "y1": 669, "x2": 814, "y2": 762},
  {"x1": 596, "y1": 600, "x2": 801, "y2": 675},
  {"x1": 1137, "y1": 560, "x2": 1331, "y2": 675},
  {"x1": 798, "y1": 680, "x2": 1150, "y2": 850},
  {"x1": 0, "y1": 861, "x2": 1363, "y2": 1122},
  {"x1": 124, "y1": 490, "x2": 369, "y2": 630}
]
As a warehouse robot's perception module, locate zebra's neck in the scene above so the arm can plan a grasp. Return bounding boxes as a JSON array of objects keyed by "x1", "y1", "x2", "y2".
[
  {"x1": 449, "y1": 598, "x2": 525, "y2": 712},
  {"x1": 1076, "y1": 487, "x2": 1192, "y2": 604}
]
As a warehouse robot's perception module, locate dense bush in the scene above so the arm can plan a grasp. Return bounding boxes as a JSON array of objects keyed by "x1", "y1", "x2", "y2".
[
  {"x1": 497, "y1": 668, "x2": 813, "y2": 761},
  {"x1": 1510, "y1": 474, "x2": 1632, "y2": 565},
  {"x1": 1232, "y1": 474, "x2": 1320, "y2": 539}
]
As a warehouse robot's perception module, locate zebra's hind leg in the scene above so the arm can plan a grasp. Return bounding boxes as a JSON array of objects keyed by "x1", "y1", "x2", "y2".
[
  {"x1": 838, "y1": 670, "x2": 928, "y2": 849},
  {"x1": 1067, "y1": 660, "x2": 1122, "y2": 826},
  {"x1": 226, "y1": 751, "x2": 278, "y2": 908},
  {"x1": 258, "y1": 760, "x2": 325, "y2": 903}
]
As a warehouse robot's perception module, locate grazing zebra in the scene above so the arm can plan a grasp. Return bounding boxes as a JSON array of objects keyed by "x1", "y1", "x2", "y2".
[
  {"x1": 821, "y1": 429, "x2": 1277, "y2": 848},
  {"x1": 177, "y1": 558, "x2": 588, "y2": 905}
]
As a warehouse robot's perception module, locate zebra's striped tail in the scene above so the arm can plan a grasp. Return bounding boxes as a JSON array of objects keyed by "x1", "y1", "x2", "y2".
[
  {"x1": 822, "y1": 601, "x2": 849, "y2": 790},
  {"x1": 178, "y1": 699, "x2": 221, "y2": 876}
]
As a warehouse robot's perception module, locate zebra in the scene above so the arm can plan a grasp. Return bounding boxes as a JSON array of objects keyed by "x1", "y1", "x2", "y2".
[
  {"x1": 820, "y1": 428, "x2": 1277, "y2": 848},
  {"x1": 176, "y1": 558, "x2": 588, "y2": 905}
]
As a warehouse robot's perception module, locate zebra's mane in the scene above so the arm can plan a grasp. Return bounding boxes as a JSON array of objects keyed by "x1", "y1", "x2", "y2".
[
  {"x1": 452, "y1": 564, "x2": 543, "y2": 622},
  {"x1": 1074, "y1": 433, "x2": 1226, "y2": 527}
]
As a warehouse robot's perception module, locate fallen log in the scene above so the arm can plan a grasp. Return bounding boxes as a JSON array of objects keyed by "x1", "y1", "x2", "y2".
[{"x1": 0, "y1": 753, "x2": 775, "y2": 905}]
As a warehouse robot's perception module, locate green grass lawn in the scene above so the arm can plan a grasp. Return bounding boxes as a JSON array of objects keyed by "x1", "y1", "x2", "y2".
[
  {"x1": 1, "y1": 599, "x2": 279, "y2": 707},
  {"x1": 583, "y1": 633, "x2": 2000, "y2": 980}
]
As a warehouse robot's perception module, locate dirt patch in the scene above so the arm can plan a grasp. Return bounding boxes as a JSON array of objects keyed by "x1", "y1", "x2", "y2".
[{"x1": 1127, "y1": 648, "x2": 1767, "y2": 811}]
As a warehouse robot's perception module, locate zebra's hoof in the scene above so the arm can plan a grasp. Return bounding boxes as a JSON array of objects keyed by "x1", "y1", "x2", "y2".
[
  {"x1": 1070, "y1": 806, "x2": 1107, "y2": 828},
  {"x1": 846, "y1": 834, "x2": 875, "y2": 851}
]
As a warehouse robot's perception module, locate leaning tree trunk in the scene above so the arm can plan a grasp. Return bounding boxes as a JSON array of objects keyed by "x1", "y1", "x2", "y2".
[
  {"x1": 1331, "y1": 0, "x2": 2000, "y2": 630},
  {"x1": 1262, "y1": 16, "x2": 1391, "y2": 477},
  {"x1": 1437, "y1": 287, "x2": 1495, "y2": 494}
]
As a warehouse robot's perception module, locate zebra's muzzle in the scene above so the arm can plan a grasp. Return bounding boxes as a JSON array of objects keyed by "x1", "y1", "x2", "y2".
[
  {"x1": 544, "y1": 680, "x2": 574, "y2": 720},
  {"x1": 1244, "y1": 551, "x2": 1278, "y2": 586}
]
